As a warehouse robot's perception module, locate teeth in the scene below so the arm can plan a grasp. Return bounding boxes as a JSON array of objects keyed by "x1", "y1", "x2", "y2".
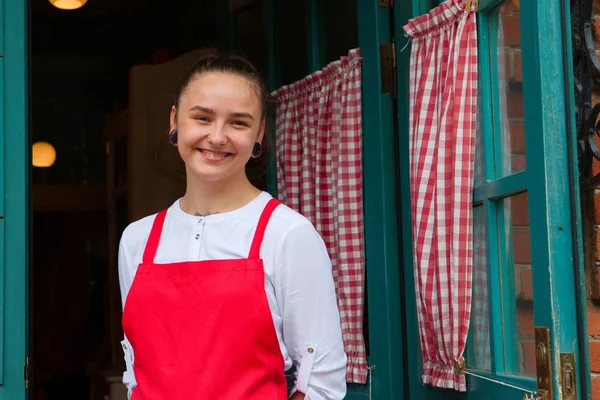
[{"x1": 202, "y1": 150, "x2": 227, "y2": 159}]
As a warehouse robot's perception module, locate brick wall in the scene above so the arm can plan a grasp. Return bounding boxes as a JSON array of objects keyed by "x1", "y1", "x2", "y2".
[{"x1": 587, "y1": 2, "x2": 600, "y2": 397}]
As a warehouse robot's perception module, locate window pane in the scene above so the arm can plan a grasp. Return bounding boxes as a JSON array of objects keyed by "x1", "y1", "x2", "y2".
[
  {"x1": 281, "y1": 1, "x2": 309, "y2": 85},
  {"x1": 467, "y1": 205, "x2": 491, "y2": 371},
  {"x1": 492, "y1": 1, "x2": 525, "y2": 177},
  {"x1": 235, "y1": 1, "x2": 266, "y2": 73},
  {"x1": 498, "y1": 192, "x2": 534, "y2": 376},
  {"x1": 322, "y1": 0, "x2": 358, "y2": 64},
  {"x1": 474, "y1": 99, "x2": 485, "y2": 188}
]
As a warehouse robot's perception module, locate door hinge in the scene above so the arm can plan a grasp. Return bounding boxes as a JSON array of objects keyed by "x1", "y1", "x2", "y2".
[
  {"x1": 535, "y1": 327, "x2": 553, "y2": 400},
  {"x1": 24, "y1": 356, "x2": 29, "y2": 390},
  {"x1": 379, "y1": 0, "x2": 393, "y2": 6},
  {"x1": 379, "y1": 41, "x2": 396, "y2": 96}
]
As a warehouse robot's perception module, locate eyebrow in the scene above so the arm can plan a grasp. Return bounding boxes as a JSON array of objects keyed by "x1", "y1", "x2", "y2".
[{"x1": 188, "y1": 106, "x2": 255, "y2": 121}]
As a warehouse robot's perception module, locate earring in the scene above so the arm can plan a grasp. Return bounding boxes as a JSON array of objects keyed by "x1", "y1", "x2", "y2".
[
  {"x1": 169, "y1": 129, "x2": 178, "y2": 146},
  {"x1": 252, "y1": 142, "x2": 262, "y2": 158}
]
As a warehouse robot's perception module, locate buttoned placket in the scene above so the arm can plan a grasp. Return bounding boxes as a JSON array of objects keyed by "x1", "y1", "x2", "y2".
[{"x1": 189, "y1": 217, "x2": 205, "y2": 259}]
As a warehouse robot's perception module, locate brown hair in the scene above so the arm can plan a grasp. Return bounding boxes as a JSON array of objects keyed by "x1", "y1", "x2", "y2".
[
  {"x1": 174, "y1": 50, "x2": 274, "y2": 188},
  {"x1": 174, "y1": 49, "x2": 274, "y2": 120}
]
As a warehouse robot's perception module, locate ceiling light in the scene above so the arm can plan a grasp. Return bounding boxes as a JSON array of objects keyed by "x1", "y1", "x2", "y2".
[
  {"x1": 49, "y1": 0, "x2": 88, "y2": 10},
  {"x1": 32, "y1": 142, "x2": 57, "y2": 168}
]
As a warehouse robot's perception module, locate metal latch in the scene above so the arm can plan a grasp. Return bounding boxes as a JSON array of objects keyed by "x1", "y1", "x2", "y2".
[
  {"x1": 24, "y1": 356, "x2": 29, "y2": 390},
  {"x1": 560, "y1": 353, "x2": 576, "y2": 399},
  {"x1": 379, "y1": 42, "x2": 396, "y2": 96},
  {"x1": 535, "y1": 327, "x2": 553, "y2": 400}
]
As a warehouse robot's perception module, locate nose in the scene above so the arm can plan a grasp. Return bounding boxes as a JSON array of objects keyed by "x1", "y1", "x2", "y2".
[{"x1": 208, "y1": 123, "x2": 228, "y2": 145}]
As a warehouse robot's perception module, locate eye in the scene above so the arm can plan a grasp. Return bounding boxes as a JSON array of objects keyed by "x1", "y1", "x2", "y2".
[
  {"x1": 194, "y1": 116, "x2": 210, "y2": 123},
  {"x1": 232, "y1": 120, "x2": 249, "y2": 127}
]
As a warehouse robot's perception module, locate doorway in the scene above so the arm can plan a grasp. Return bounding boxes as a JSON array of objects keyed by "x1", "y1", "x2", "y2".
[
  {"x1": 29, "y1": 1, "x2": 221, "y2": 399},
  {"x1": 5, "y1": 1, "x2": 409, "y2": 399},
  {"x1": 28, "y1": 1, "x2": 363, "y2": 399}
]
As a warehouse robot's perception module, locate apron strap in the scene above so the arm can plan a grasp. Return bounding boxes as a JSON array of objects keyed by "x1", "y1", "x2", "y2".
[
  {"x1": 248, "y1": 199, "x2": 281, "y2": 259},
  {"x1": 142, "y1": 209, "x2": 168, "y2": 264}
]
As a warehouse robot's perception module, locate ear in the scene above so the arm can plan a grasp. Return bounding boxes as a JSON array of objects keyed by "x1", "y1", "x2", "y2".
[
  {"x1": 257, "y1": 118, "x2": 266, "y2": 144},
  {"x1": 170, "y1": 106, "x2": 178, "y2": 132}
]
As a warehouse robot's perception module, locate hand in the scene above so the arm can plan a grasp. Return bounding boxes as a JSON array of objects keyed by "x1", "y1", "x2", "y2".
[{"x1": 289, "y1": 391, "x2": 306, "y2": 400}]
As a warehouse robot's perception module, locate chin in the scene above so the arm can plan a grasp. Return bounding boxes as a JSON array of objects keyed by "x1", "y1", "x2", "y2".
[{"x1": 186, "y1": 165, "x2": 241, "y2": 184}]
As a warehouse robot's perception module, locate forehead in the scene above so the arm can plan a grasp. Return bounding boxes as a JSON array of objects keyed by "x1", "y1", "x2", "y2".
[{"x1": 181, "y1": 72, "x2": 260, "y2": 110}]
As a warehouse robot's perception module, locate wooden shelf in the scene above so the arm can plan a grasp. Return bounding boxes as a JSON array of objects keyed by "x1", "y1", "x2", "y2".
[{"x1": 33, "y1": 184, "x2": 107, "y2": 212}]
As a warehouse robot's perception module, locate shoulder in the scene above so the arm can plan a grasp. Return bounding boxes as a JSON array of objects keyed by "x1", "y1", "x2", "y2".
[
  {"x1": 269, "y1": 201, "x2": 319, "y2": 238},
  {"x1": 264, "y1": 200, "x2": 328, "y2": 255},
  {"x1": 263, "y1": 200, "x2": 333, "y2": 275},
  {"x1": 119, "y1": 212, "x2": 159, "y2": 255}
]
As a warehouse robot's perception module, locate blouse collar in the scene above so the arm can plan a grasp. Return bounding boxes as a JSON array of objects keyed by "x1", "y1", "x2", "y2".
[{"x1": 168, "y1": 191, "x2": 272, "y2": 224}]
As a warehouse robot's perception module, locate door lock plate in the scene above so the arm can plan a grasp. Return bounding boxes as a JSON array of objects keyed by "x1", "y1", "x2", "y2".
[
  {"x1": 535, "y1": 327, "x2": 553, "y2": 399},
  {"x1": 560, "y1": 353, "x2": 576, "y2": 399}
]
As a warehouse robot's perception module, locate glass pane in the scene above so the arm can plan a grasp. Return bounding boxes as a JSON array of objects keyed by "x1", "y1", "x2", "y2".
[
  {"x1": 235, "y1": 2, "x2": 266, "y2": 73},
  {"x1": 498, "y1": 191, "x2": 535, "y2": 376},
  {"x1": 474, "y1": 98, "x2": 485, "y2": 188},
  {"x1": 492, "y1": 1, "x2": 525, "y2": 177},
  {"x1": 322, "y1": 0, "x2": 358, "y2": 64},
  {"x1": 467, "y1": 205, "x2": 491, "y2": 371},
  {"x1": 281, "y1": 1, "x2": 309, "y2": 85}
]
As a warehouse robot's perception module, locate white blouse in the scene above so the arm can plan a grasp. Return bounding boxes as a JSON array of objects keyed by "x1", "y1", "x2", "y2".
[{"x1": 118, "y1": 192, "x2": 347, "y2": 400}]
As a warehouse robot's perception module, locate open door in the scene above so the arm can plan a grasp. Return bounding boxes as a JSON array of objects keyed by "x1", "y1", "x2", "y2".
[
  {"x1": 463, "y1": 0, "x2": 583, "y2": 398},
  {"x1": 396, "y1": 0, "x2": 585, "y2": 399},
  {"x1": 0, "y1": 0, "x2": 29, "y2": 399}
]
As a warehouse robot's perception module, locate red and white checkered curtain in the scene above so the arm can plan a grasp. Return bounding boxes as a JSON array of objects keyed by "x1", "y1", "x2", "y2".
[
  {"x1": 273, "y1": 49, "x2": 367, "y2": 384},
  {"x1": 403, "y1": 0, "x2": 478, "y2": 391}
]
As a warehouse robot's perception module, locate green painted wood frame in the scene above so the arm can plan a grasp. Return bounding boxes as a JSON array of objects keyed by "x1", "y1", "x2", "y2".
[
  {"x1": 354, "y1": 1, "x2": 405, "y2": 399},
  {"x1": 260, "y1": 0, "x2": 407, "y2": 398},
  {"x1": 0, "y1": 0, "x2": 28, "y2": 399},
  {"x1": 395, "y1": 0, "x2": 588, "y2": 398}
]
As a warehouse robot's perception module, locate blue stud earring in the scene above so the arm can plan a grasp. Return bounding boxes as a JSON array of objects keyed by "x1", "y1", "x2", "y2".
[
  {"x1": 252, "y1": 142, "x2": 262, "y2": 158},
  {"x1": 169, "y1": 129, "x2": 178, "y2": 146}
]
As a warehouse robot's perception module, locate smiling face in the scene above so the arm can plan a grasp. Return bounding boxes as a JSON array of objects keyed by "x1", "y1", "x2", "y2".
[{"x1": 170, "y1": 71, "x2": 265, "y2": 184}]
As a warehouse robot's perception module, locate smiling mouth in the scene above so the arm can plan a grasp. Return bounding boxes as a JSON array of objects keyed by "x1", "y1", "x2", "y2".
[{"x1": 197, "y1": 149, "x2": 232, "y2": 160}]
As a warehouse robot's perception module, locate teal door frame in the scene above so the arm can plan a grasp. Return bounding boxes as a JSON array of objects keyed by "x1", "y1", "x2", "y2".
[
  {"x1": 394, "y1": 0, "x2": 589, "y2": 398},
  {"x1": 0, "y1": 0, "x2": 29, "y2": 399},
  {"x1": 355, "y1": 0, "x2": 405, "y2": 399}
]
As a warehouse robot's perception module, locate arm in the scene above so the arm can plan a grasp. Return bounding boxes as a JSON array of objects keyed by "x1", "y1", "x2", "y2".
[
  {"x1": 276, "y1": 223, "x2": 347, "y2": 400},
  {"x1": 118, "y1": 238, "x2": 138, "y2": 398}
]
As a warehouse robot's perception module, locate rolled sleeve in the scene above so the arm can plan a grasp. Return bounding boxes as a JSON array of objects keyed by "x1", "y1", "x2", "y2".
[
  {"x1": 119, "y1": 237, "x2": 138, "y2": 398},
  {"x1": 275, "y1": 222, "x2": 347, "y2": 399},
  {"x1": 121, "y1": 337, "x2": 137, "y2": 398}
]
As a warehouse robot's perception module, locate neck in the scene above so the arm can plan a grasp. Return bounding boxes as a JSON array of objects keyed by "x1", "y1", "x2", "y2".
[{"x1": 179, "y1": 171, "x2": 261, "y2": 216}]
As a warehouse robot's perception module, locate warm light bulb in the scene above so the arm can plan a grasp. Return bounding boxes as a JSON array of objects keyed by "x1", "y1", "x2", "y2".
[
  {"x1": 32, "y1": 142, "x2": 57, "y2": 168},
  {"x1": 49, "y1": 0, "x2": 88, "y2": 10}
]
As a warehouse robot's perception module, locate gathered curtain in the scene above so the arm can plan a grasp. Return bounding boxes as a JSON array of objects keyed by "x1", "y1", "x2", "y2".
[
  {"x1": 273, "y1": 48, "x2": 368, "y2": 384},
  {"x1": 403, "y1": 0, "x2": 478, "y2": 391}
]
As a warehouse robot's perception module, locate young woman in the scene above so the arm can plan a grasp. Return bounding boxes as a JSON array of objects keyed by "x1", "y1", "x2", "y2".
[{"x1": 118, "y1": 52, "x2": 347, "y2": 400}]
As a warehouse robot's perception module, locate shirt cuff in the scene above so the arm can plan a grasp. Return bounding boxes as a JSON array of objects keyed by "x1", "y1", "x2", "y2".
[{"x1": 121, "y1": 339, "x2": 137, "y2": 398}]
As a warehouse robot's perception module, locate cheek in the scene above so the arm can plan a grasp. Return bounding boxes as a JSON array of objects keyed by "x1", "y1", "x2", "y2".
[
  {"x1": 176, "y1": 123, "x2": 202, "y2": 145},
  {"x1": 234, "y1": 135, "x2": 258, "y2": 155}
]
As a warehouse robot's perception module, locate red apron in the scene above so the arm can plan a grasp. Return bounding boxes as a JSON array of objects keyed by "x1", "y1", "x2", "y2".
[{"x1": 122, "y1": 199, "x2": 289, "y2": 399}]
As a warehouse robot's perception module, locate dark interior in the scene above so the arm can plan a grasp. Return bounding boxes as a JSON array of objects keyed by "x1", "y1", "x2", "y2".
[{"x1": 30, "y1": 1, "x2": 358, "y2": 399}]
